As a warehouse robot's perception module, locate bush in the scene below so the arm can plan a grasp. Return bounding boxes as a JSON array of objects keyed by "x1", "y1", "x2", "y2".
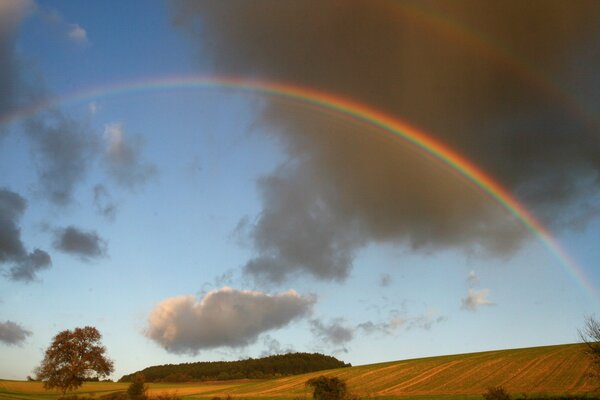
[
  {"x1": 127, "y1": 374, "x2": 148, "y2": 400},
  {"x1": 306, "y1": 376, "x2": 348, "y2": 400},
  {"x1": 483, "y1": 386, "x2": 511, "y2": 400}
]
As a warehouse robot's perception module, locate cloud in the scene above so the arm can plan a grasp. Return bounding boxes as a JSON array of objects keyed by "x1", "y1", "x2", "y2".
[
  {"x1": 0, "y1": 320, "x2": 32, "y2": 346},
  {"x1": 0, "y1": 0, "x2": 33, "y2": 124},
  {"x1": 67, "y1": 23, "x2": 88, "y2": 45},
  {"x1": 8, "y1": 248, "x2": 51, "y2": 282},
  {"x1": 310, "y1": 318, "x2": 354, "y2": 346},
  {"x1": 25, "y1": 111, "x2": 99, "y2": 206},
  {"x1": 0, "y1": 188, "x2": 52, "y2": 282},
  {"x1": 242, "y1": 166, "x2": 364, "y2": 283},
  {"x1": 104, "y1": 122, "x2": 157, "y2": 189},
  {"x1": 146, "y1": 287, "x2": 315, "y2": 354},
  {"x1": 172, "y1": 1, "x2": 600, "y2": 283},
  {"x1": 357, "y1": 317, "x2": 404, "y2": 336},
  {"x1": 461, "y1": 288, "x2": 495, "y2": 311},
  {"x1": 467, "y1": 270, "x2": 479, "y2": 286},
  {"x1": 53, "y1": 226, "x2": 107, "y2": 260},
  {"x1": 380, "y1": 273, "x2": 392, "y2": 287},
  {"x1": 93, "y1": 184, "x2": 117, "y2": 220},
  {"x1": 260, "y1": 334, "x2": 294, "y2": 357},
  {"x1": 88, "y1": 101, "x2": 99, "y2": 116},
  {"x1": 358, "y1": 310, "x2": 444, "y2": 335}
]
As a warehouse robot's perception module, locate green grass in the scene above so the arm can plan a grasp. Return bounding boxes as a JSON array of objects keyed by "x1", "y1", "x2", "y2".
[{"x1": 2, "y1": 343, "x2": 597, "y2": 400}]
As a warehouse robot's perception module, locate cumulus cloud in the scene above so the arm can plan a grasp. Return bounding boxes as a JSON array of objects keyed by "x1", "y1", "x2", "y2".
[
  {"x1": 67, "y1": 23, "x2": 88, "y2": 45},
  {"x1": 146, "y1": 287, "x2": 315, "y2": 354},
  {"x1": 0, "y1": 188, "x2": 51, "y2": 282},
  {"x1": 461, "y1": 288, "x2": 495, "y2": 311},
  {"x1": 172, "y1": 1, "x2": 600, "y2": 283},
  {"x1": 53, "y1": 226, "x2": 107, "y2": 260},
  {"x1": 25, "y1": 111, "x2": 99, "y2": 206},
  {"x1": 0, "y1": 320, "x2": 32, "y2": 346},
  {"x1": 104, "y1": 122, "x2": 157, "y2": 189}
]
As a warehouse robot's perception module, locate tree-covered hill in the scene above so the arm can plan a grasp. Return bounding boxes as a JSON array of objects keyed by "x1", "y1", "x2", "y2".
[{"x1": 119, "y1": 353, "x2": 350, "y2": 382}]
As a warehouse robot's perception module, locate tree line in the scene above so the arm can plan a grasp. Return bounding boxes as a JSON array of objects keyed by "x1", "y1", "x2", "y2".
[{"x1": 119, "y1": 353, "x2": 351, "y2": 382}]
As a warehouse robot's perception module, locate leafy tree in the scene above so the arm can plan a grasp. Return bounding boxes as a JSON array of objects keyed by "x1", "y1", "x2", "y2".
[
  {"x1": 483, "y1": 386, "x2": 511, "y2": 400},
  {"x1": 127, "y1": 373, "x2": 148, "y2": 400},
  {"x1": 35, "y1": 326, "x2": 114, "y2": 397},
  {"x1": 580, "y1": 315, "x2": 600, "y2": 382},
  {"x1": 306, "y1": 376, "x2": 348, "y2": 400}
]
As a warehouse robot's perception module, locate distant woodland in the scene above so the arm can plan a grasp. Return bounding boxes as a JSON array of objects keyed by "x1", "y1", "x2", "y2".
[{"x1": 119, "y1": 353, "x2": 351, "y2": 382}]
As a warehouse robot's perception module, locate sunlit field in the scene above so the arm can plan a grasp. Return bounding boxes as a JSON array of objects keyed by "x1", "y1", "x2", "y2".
[{"x1": 2, "y1": 344, "x2": 595, "y2": 400}]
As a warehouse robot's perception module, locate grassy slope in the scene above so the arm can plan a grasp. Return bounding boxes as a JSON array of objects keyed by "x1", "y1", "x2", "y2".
[{"x1": 1, "y1": 343, "x2": 595, "y2": 400}]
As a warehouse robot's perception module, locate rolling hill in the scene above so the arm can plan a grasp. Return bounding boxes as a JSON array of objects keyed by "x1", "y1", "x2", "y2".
[{"x1": 0, "y1": 343, "x2": 596, "y2": 399}]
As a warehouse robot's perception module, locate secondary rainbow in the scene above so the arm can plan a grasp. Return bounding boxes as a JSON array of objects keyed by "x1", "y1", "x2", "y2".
[{"x1": 1, "y1": 75, "x2": 596, "y2": 303}]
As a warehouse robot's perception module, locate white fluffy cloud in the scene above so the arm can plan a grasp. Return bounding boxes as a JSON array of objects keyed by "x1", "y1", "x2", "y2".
[
  {"x1": 461, "y1": 288, "x2": 495, "y2": 311},
  {"x1": 146, "y1": 287, "x2": 315, "y2": 354}
]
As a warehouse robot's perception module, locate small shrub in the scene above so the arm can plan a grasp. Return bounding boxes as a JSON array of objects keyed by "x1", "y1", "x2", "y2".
[
  {"x1": 483, "y1": 386, "x2": 511, "y2": 400},
  {"x1": 127, "y1": 373, "x2": 148, "y2": 400},
  {"x1": 306, "y1": 376, "x2": 348, "y2": 400}
]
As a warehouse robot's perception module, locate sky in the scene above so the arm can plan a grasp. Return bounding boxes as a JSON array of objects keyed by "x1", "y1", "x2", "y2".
[{"x1": 1, "y1": 0, "x2": 600, "y2": 381}]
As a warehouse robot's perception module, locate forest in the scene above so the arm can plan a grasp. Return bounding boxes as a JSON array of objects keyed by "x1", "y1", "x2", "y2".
[{"x1": 119, "y1": 353, "x2": 351, "y2": 382}]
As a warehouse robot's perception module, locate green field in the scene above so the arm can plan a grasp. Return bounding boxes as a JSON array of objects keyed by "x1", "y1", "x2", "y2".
[{"x1": 1, "y1": 343, "x2": 596, "y2": 400}]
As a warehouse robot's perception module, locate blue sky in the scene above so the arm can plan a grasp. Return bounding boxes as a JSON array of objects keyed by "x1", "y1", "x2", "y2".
[{"x1": 1, "y1": 0, "x2": 600, "y2": 380}]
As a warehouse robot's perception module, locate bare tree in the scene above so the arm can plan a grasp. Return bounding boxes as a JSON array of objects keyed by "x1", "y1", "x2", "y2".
[
  {"x1": 580, "y1": 315, "x2": 600, "y2": 383},
  {"x1": 35, "y1": 326, "x2": 114, "y2": 398}
]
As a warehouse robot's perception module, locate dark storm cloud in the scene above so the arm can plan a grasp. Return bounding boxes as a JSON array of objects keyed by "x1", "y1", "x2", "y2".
[
  {"x1": 172, "y1": 1, "x2": 600, "y2": 282},
  {"x1": 25, "y1": 112, "x2": 99, "y2": 206},
  {"x1": 0, "y1": 320, "x2": 32, "y2": 346},
  {"x1": 0, "y1": 188, "x2": 52, "y2": 282},
  {"x1": 104, "y1": 123, "x2": 157, "y2": 189},
  {"x1": 53, "y1": 226, "x2": 107, "y2": 260},
  {"x1": 146, "y1": 287, "x2": 314, "y2": 354}
]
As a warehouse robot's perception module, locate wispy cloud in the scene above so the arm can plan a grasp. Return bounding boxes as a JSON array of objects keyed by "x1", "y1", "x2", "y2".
[
  {"x1": 467, "y1": 270, "x2": 479, "y2": 286},
  {"x1": 461, "y1": 288, "x2": 495, "y2": 311},
  {"x1": 104, "y1": 122, "x2": 157, "y2": 189},
  {"x1": 67, "y1": 23, "x2": 88, "y2": 45}
]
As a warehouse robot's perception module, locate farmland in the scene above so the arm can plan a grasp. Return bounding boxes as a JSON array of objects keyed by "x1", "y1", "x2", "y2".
[{"x1": 0, "y1": 343, "x2": 596, "y2": 400}]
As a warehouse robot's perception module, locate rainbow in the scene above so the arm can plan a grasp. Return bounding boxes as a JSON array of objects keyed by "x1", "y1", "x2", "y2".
[{"x1": 1, "y1": 75, "x2": 597, "y2": 303}]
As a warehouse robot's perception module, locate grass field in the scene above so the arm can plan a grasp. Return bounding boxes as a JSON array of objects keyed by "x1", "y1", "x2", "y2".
[{"x1": 1, "y1": 343, "x2": 596, "y2": 400}]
